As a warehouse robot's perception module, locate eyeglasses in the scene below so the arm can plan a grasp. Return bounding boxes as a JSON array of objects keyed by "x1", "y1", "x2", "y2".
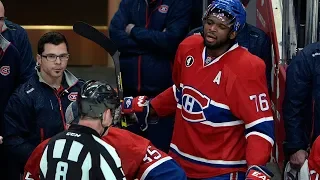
[{"x1": 41, "y1": 54, "x2": 70, "y2": 62}]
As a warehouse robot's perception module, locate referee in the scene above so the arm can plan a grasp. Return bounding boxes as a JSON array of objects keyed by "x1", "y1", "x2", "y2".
[{"x1": 39, "y1": 80, "x2": 126, "y2": 180}]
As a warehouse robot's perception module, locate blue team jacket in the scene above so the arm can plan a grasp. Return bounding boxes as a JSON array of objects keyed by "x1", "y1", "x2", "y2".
[
  {"x1": 0, "y1": 21, "x2": 35, "y2": 134},
  {"x1": 283, "y1": 42, "x2": 320, "y2": 157},
  {"x1": 0, "y1": 34, "x2": 26, "y2": 132},
  {"x1": 3, "y1": 68, "x2": 83, "y2": 169},
  {"x1": 187, "y1": 23, "x2": 272, "y2": 91},
  {"x1": 109, "y1": 0, "x2": 192, "y2": 97},
  {"x1": 2, "y1": 20, "x2": 36, "y2": 71}
]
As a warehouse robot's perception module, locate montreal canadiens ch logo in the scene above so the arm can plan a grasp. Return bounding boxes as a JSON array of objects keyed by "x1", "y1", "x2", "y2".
[
  {"x1": 0, "y1": 66, "x2": 10, "y2": 76},
  {"x1": 181, "y1": 86, "x2": 210, "y2": 122},
  {"x1": 68, "y1": 92, "x2": 78, "y2": 101},
  {"x1": 158, "y1": 5, "x2": 169, "y2": 13}
]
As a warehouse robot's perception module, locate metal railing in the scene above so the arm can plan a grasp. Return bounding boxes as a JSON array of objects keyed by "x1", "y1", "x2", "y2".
[{"x1": 304, "y1": 0, "x2": 319, "y2": 46}]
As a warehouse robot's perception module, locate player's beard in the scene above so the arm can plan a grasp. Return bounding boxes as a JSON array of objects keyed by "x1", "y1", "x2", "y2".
[{"x1": 204, "y1": 38, "x2": 233, "y2": 50}]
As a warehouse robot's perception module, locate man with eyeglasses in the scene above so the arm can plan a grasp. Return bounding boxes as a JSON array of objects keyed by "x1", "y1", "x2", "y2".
[{"x1": 2, "y1": 32, "x2": 83, "y2": 179}]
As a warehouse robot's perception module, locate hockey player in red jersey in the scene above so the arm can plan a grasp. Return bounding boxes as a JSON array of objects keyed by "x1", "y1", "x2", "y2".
[
  {"x1": 23, "y1": 80, "x2": 186, "y2": 180},
  {"x1": 122, "y1": 0, "x2": 275, "y2": 179}
]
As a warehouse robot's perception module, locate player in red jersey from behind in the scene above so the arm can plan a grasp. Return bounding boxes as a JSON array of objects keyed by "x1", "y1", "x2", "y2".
[
  {"x1": 122, "y1": 0, "x2": 275, "y2": 179},
  {"x1": 23, "y1": 80, "x2": 186, "y2": 180}
]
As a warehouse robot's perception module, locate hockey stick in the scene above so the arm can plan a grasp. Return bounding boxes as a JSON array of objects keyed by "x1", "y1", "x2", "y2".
[{"x1": 73, "y1": 21, "x2": 128, "y2": 127}]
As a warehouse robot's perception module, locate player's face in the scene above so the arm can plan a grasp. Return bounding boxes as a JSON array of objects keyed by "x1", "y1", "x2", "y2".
[
  {"x1": 203, "y1": 15, "x2": 236, "y2": 49},
  {"x1": 37, "y1": 43, "x2": 69, "y2": 79}
]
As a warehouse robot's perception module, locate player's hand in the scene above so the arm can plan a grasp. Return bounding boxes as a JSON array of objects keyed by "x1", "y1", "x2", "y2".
[
  {"x1": 0, "y1": 136, "x2": 3, "y2": 144},
  {"x1": 125, "y1": 24, "x2": 135, "y2": 35},
  {"x1": 290, "y1": 150, "x2": 308, "y2": 170},
  {"x1": 245, "y1": 165, "x2": 273, "y2": 180},
  {"x1": 122, "y1": 96, "x2": 150, "y2": 131},
  {"x1": 122, "y1": 96, "x2": 148, "y2": 113}
]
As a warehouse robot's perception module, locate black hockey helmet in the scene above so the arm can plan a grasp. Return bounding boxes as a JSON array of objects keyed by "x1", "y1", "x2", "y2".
[
  {"x1": 80, "y1": 80, "x2": 120, "y2": 119},
  {"x1": 65, "y1": 80, "x2": 121, "y2": 125}
]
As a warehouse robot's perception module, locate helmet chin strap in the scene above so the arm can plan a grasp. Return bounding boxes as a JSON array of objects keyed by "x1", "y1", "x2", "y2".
[
  {"x1": 100, "y1": 125, "x2": 109, "y2": 137},
  {"x1": 99, "y1": 107, "x2": 118, "y2": 137}
]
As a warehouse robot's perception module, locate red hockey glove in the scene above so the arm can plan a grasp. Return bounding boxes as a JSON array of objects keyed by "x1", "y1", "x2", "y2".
[
  {"x1": 122, "y1": 96, "x2": 150, "y2": 131},
  {"x1": 246, "y1": 165, "x2": 274, "y2": 180},
  {"x1": 122, "y1": 96, "x2": 148, "y2": 113}
]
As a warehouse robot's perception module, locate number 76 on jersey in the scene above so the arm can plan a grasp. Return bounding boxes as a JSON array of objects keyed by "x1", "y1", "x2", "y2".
[{"x1": 249, "y1": 93, "x2": 270, "y2": 112}]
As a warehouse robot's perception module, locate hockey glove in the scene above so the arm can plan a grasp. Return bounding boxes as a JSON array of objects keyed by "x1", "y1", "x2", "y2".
[
  {"x1": 122, "y1": 96, "x2": 150, "y2": 131},
  {"x1": 245, "y1": 165, "x2": 274, "y2": 180}
]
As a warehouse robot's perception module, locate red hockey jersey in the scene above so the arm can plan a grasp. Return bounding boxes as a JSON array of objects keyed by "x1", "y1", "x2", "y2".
[
  {"x1": 24, "y1": 127, "x2": 185, "y2": 180},
  {"x1": 308, "y1": 136, "x2": 320, "y2": 180},
  {"x1": 151, "y1": 35, "x2": 275, "y2": 178}
]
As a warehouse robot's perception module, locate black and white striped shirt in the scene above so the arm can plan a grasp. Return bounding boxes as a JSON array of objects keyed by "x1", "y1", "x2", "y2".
[{"x1": 39, "y1": 124, "x2": 126, "y2": 180}]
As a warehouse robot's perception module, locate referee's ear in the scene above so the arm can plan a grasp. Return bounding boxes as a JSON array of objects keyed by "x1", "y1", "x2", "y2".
[{"x1": 102, "y1": 109, "x2": 113, "y2": 128}]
